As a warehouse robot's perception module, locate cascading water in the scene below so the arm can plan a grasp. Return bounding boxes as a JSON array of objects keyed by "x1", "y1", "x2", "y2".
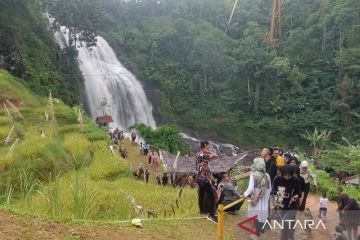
[
  {"x1": 52, "y1": 24, "x2": 240, "y2": 154},
  {"x1": 53, "y1": 26, "x2": 156, "y2": 129}
]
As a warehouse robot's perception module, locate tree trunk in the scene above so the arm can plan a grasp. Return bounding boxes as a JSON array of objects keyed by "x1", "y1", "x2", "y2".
[
  {"x1": 203, "y1": 69, "x2": 207, "y2": 91},
  {"x1": 247, "y1": 78, "x2": 251, "y2": 106},
  {"x1": 225, "y1": 0, "x2": 239, "y2": 33}
]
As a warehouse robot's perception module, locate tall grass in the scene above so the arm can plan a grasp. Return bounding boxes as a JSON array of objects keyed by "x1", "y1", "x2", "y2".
[
  {"x1": 88, "y1": 141, "x2": 128, "y2": 181},
  {"x1": 1, "y1": 179, "x2": 14, "y2": 206},
  {"x1": 63, "y1": 133, "x2": 91, "y2": 169},
  {"x1": 19, "y1": 169, "x2": 40, "y2": 209},
  {"x1": 72, "y1": 172, "x2": 98, "y2": 219},
  {"x1": 38, "y1": 173, "x2": 62, "y2": 217}
]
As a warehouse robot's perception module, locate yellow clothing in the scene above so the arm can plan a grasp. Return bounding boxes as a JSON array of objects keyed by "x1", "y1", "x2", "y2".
[{"x1": 276, "y1": 156, "x2": 285, "y2": 167}]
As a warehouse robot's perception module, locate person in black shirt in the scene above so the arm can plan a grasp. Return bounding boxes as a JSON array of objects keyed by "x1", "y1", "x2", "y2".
[
  {"x1": 262, "y1": 147, "x2": 277, "y2": 183},
  {"x1": 195, "y1": 169, "x2": 217, "y2": 223},
  {"x1": 272, "y1": 165, "x2": 300, "y2": 240},
  {"x1": 289, "y1": 158, "x2": 305, "y2": 208}
]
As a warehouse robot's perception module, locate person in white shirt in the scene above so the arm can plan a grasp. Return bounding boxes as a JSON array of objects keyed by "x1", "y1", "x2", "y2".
[
  {"x1": 318, "y1": 192, "x2": 329, "y2": 223},
  {"x1": 243, "y1": 158, "x2": 272, "y2": 237}
]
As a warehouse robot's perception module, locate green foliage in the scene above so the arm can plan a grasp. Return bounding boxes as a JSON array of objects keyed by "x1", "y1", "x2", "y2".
[
  {"x1": 0, "y1": 1, "x2": 84, "y2": 106},
  {"x1": 87, "y1": 141, "x2": 128, "y2": 181},
  {"x1": 71, "y1": 171, "x2": 98, "y2": 219},
  {"x1": 63, "y1": 133, "x2": 91, "y2": 169},
  {"x1": 314, "y1": 169, "x2": 360, "y2": 201},
  {"x1": 134, "y1": 123, "x2": 190, "y2": 154},
  {"x1": 320, "y1": 139, "x2": 360, "y2": 177},
  {"x1": 101, "y1": 0, "x2": 360, "y2": 149},
  {"x1": 19, "y1": 169, "x2": 40, "y2": 209},
  {"x1": 38, "y1": 173, "x2": 62, "y2": 217},
  {"x1": 83, "y1": 120, "x2": 108, "y2": 142},
  {"x1": 0, "y1": 70, "x2": 201, "y2": 222},
  {"x1": 301, "y1": 128, "x2": 332, "y2": 159},
  {"x1": 46, "y1": 0, "x2": 104, "y2": 48}
]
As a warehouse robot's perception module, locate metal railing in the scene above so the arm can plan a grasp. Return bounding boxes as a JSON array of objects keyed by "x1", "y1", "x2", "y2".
[{"x1": 217, "y1": 197, "x2": 245, "y2": 240}]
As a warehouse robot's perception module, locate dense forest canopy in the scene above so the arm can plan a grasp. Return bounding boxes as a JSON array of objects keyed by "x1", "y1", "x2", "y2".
[
  {"x1": 1, "y1": 0, "x2": 360, "y2": 149},
  {"x1": 98, "y1": 0, "x2": 360, "y2": 148},
  {"x1": 0, "y1": 0, "x2": 85, "y2": 105}
]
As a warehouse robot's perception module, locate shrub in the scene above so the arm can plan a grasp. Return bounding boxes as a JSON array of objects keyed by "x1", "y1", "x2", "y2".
[
  {"x1": 63, "y1": 133, "x2": 91, "y2": 169},
  {"x1": 314, "y1": 169, "x2": 360, "y2": 201},
  {"x1": 71, "y1": 171, "x2": 99, "y2": 219},
  {"x1": 84, "y1": 121, "x2": 108, "y2": 141},
  {"x1": 133, "y1": 123, "x2": 190, "y2": 155}
]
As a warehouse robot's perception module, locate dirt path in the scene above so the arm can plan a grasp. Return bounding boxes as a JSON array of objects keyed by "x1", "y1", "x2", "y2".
[
  {"x1": 0, "y1": 209, "x2": 221, "y2": 240},
  {"x1": 0, "y1": 165, "x2": 340, "y2": 240},
  {"x1": 230, "y1": 194, "x2": 338, "y2": 240},
  {"x1": 122, "y1": 139, "x2": 165, "y2": 184},
  {"x1": 0, "y1": 195, "x2": 338, "y2": 240}
]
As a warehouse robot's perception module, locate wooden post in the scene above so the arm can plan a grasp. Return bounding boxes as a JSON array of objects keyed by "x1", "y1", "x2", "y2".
[{"x1": 217, "y1": 204, "x2": 224, "y2": 240}]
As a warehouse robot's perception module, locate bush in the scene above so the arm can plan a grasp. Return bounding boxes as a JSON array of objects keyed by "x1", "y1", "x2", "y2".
[
  {"x1": 314, "y1": 169, "x2": 360, "y2": 201},
  {"x1": 63, "y1": 133, "x2": 91, "y2": 168},
  {"x1": 84, "y1": 121, "x2": 108, "y2": 142},
  {"x1": 133, "y1": 123, "x2": 190, "y2": 155}
]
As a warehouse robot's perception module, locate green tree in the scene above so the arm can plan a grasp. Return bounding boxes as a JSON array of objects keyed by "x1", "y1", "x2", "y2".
[{"x1": 46, "y1": 0, "x2": 104, "y2": 48}]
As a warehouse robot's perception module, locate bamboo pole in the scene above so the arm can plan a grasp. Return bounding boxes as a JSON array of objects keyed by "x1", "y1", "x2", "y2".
[
  {"x1": 223, "y1": 198, "x2": 245, "y2": 211},
  {"x1": 225, "y1": 0, "x2": 239, "y2": 34},
  {"x1": 217, "y1": 204, "x2": 224, "y2": 240},
  {"x1": 218, "y1": 198, "x2": 245, "y2": 240}
]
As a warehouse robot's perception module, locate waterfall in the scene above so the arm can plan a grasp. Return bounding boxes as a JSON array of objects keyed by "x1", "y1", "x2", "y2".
[{"x1": 53, "y1": 27, "x2": 156, "y2": 129}]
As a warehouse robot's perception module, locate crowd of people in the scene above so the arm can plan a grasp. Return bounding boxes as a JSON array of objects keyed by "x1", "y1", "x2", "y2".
[
  {"x1": 195, "y1": 141, "x2": 244, "y2": 223},
  {"x1": 107, "y1": 127, "x2": 359, "y2": 239},
  {"x1": 194, "y1": 143, "x2": 359, "y2": 240}
]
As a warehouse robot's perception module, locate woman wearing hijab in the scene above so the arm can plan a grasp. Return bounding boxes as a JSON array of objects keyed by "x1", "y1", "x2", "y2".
[
  {"x1": 343, "y1": 198, "x2": 360, "y2": 240},
  {"x1": 243, "y1": 158, "x2": 272, "y2": 237},
  {"x1": 299, "y1": 160, "x2": 317, "y2": 211}
]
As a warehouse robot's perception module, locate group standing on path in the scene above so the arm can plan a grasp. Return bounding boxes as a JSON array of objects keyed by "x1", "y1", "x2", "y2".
[{"x1": 194, "y1": 143, "x2": 359, "y2": 240}]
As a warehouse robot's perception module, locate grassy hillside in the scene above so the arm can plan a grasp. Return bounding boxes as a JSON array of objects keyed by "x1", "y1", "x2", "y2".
[{"x1": 0, "y1": 69, "x2": 198, "y2": 222}]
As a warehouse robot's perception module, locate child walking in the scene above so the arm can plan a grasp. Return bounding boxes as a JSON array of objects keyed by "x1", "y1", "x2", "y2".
[{"x1": 318, "y1": 192, "x2": 328, "y2": 223}]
